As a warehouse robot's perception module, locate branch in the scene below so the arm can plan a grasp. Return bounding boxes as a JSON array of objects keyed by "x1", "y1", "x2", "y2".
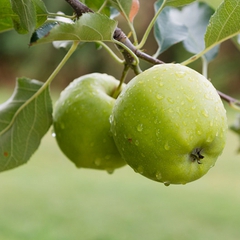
[
  {"x1": 65, "y1": 0, "x2": 93, "y2": 16},
  {"x1": 64, "y1": 0, "x2": 164, "y2": 67},
  {"x1": 218, "y1": 91, "x2": 240, "y2": 109}
]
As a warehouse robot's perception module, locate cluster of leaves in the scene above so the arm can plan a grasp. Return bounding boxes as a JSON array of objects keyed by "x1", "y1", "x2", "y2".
[{"x1": 0, "y1": 0, "x2": 240, "y2": 173}]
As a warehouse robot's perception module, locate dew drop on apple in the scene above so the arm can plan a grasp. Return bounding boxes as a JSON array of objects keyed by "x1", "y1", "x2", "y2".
[
  {"x1": 136, "y1": 165, "x2": 144, "y2": 174},
  {"x1": 164, "y1": 142, "x2": 170, "y2": 150},
  {"x1": 155, "y1": 171, "x2": 162, "y2": 180},
  {"x1": 106, "y1": 168, "x2": 114, "y2": 174},
  {"x1": 167, "y1": 97, "x2": 174, "y2": 104},
  {"x1": 159, "y1": 82, "x2": 164, "y2": 87},
  {"x1": 156, "y1": 94, "x2": 164, "y2": 100},
  {"x1": 135, "y1": 140, "x2": 139, "y2": 146},
  {"x1": 94, "y1": 158, "x2": 101, "y2": 166},
  {"x1": 109, "y1": 115, "x2": 114, "y2": 124},
  {"x1": 156, "y1": 129, "x2": 161, "y2": 137},
  {"x1": 175, "y1": 71, "x2": 186, "y2": 78},
  {"x1": 201, "y1": 109, "x2": 209, "y2": 118},
  {"x1": 164, "y1": 181, "x2": 171, "y2": 187},
  {"x1": 51, "y1": 132, "x2": 56, "y2": 138},
  {"x1": 137, "y1": 124, "x2": 143, "y2": 132},
  {"x1": 186, "y1": 95, "x2": 195, "y2": 102},
  {"x1": 197, "y1": 130, "x2": 202, "y2": 135}
]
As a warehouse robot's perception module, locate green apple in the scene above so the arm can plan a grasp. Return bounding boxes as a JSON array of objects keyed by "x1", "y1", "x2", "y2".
[
  {"x1": 111, "y1": 64, "x2": 228, "y2": 185},
  {"x1": 53, "y1": 73, "x2": 126, "y2": 173}
]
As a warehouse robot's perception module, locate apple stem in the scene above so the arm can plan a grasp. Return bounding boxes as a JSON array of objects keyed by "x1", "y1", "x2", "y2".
[{"x1": 112, "y1": 64, "x2": 130, "y2": 99}]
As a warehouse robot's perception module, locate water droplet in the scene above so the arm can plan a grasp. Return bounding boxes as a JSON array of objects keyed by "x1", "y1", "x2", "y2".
[
  {"x1": 156, "y1": 129, "x2": 161, "y2": 137},
  {"x1": 106, "y1": 168, "x2": 114, "y2": 174},
  {"x1": 137, "y1": 124, "x2": 143, "y2": 132},
  {"x1": 167, "y1": 97, "x2": 174, "y2": 104},
  {"x1": 159, "y1": 82, "x2": 164, "y2": 87},
  {"x1": 204, "y1": 93, "x2": 212, "y2": 100},
  {"x1": 175, "y1": 71, "x2": 186, "y2": 78},
  {"x1": 51, "y1": 132, "x2": 56, "y2": 138},
  {"x1": 164, "y1": 181, "x2": 171, "y2": 186},
  {"x1": 109, "y1": 115, "x2": 114, "y2": 124},
  {"x1": 197, "y1": 130, "x2": 202, "y2": 135},
  {"x1": 201, "y1": 109, "x2": 209, "y2": 118},
  {"x1": 94, "y1": 158, "x2": 101, "y2": 166},
  {"x1": 186, "y1": 96, "x2": 195, "y2": 102},
  {"x1": 135, "y1": 140, "x2": 139, "y2": 146},
  {"x1": 156, "y1": 94, "x2": 164, "y2": 100},
  {"x1": 206, "y1": 135, "x2": 214, "y2": 143},
  {"x1": 136, "y1": 165, "x2": 144, "y2": 174},
  {"x1": 155, "y1": 171, "x2": 162, "y2": 180},
  {"x1": 191, "y1": 105, "x2": 196, "y2": 110},
  {"x1": 164, "y1": 142, "x2": 170, "y2": 150}
]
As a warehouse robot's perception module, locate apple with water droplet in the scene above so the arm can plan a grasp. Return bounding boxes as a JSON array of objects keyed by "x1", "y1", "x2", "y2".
[
  {"x1": 111, "y1": 64, "x2": 228, "y2": 185},
  {"x1": 53, "y1": 73, "x2": 126, "y2": 173}
]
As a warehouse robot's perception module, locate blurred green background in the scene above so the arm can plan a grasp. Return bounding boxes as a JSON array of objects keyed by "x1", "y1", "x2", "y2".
[{"x1": 1, "y1": 0, "x2": 240, "y2": 239}]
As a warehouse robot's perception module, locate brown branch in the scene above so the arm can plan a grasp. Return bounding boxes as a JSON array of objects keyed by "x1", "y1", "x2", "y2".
[
  {"x1": 218, "y1": 91, "x2": 240, "y2": 107},
  {"x1": 64, "y1": 0, "x2": 164, "y2": 66},
  {"x1": 65, "y1": 0, "x2": 93, "y2": 17}
]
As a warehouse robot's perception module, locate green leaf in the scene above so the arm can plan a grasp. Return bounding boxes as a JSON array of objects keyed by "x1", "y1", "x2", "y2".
[
  {"x1": 33, "y1": 0, "x2": 48, "y2": 28},
  {"x1": 110, "y1": 0, "x2": 132, "y2": 16},
  {"x1": 199, "y1": 0, "x2": 223, "y2": 10},
  {"x1": 205, "y1": 0, "x2": 240, "y2": 49},
  {"x1": 84, "y1": 0, "x2": 111, "y2": 16},
  {"x1": 10, "y1": 0, "x2": 36, "y2": 33},
  {"x1": 154, "y1": 1, "x2": 188, "y2": 55},
  {"x1": 0, "y1": 0, "x2": 15, "y2": 33},
  {"x1": 165, "y1": 0, "x2": 196, "y2": 7},
  {"x1": 0, "y1": 0, "x2": 48, "y2": 33},
  {"x1": 30, "y1": 13, "x2": 117, "y2": 45},
  {"x1": 0, "y1": 78, "x2": 52, "y2": 172}
]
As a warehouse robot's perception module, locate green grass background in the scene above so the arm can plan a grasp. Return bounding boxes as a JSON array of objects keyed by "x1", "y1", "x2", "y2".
[{"x1": 1, "y1": 90, "x2": 240, "y2": 240}]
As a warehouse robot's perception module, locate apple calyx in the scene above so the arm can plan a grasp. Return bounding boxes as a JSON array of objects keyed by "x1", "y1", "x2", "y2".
[{"x1": 190, "y1": 148, "x2": 204, "y2": 164}]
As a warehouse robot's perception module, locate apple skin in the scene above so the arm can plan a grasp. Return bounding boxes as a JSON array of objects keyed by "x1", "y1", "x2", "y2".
[
  {"x1": 111, "y1": 64, "x2": 228, "y2": 185},
  {"x1": 53, "y1": 73, "x2": 126, "y2": 173}
]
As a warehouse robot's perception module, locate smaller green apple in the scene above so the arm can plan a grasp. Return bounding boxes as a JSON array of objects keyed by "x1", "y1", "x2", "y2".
[
  {"x1": 111, "y1": 64, "x2": 228, "y2": 185},
  {"x1": 53, "y1": 73, "x2": 126, "y2": 173}
]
